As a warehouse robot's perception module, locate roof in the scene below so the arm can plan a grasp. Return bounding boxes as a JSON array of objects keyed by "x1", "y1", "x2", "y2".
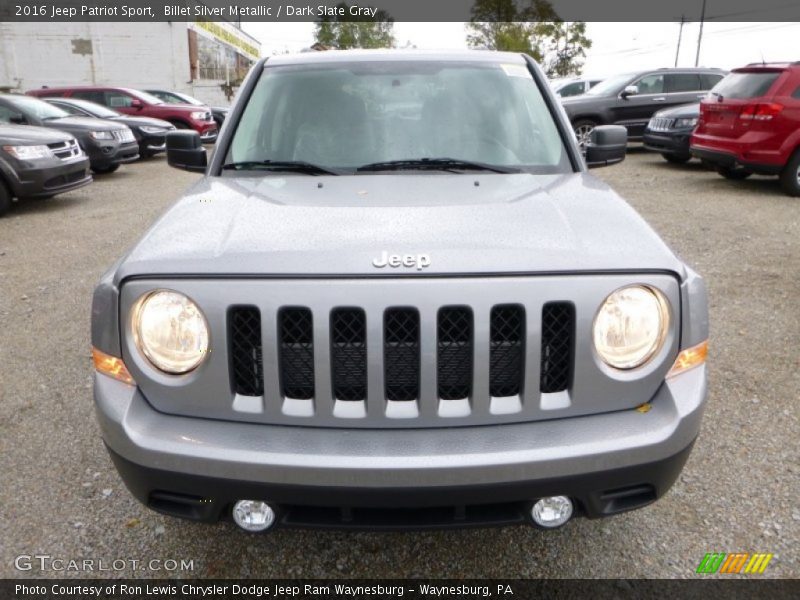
[{"x1": 266, "y1": 49, "x2": 528, "y2": 67}]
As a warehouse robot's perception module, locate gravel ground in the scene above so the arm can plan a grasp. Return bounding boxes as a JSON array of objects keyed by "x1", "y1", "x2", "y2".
[{"x1": 0, "y1": 151, "x2": 797, "y2": 579}]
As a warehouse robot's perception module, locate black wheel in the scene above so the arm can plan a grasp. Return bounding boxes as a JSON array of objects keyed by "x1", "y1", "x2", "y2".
[
  {"x1": 92, "y1": 164, "x2": 120, "y2": 174},
  {"x1": 0, "y1": 180, "x2": 11, "y2": 217},
  {"x1": 573, "y1": 119, "x2": 598, "y2": 152},
  {"x1": 717, "y1": 166, "x2": 751, "y2": 180},
  {"x1": 662, "y1": 153, "x2": 691, "y2": 164},
  {"x1": 779, "y1": 150, "x2": 800, "y2": 197}
]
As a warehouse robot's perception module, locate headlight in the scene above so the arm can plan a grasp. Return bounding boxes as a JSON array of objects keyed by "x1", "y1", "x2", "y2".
[
  {"x1": 132, "y1": 290, "x2": 210, "y2": 374},
  {"x1": 140, "y1": 125, "x2": 168, "y2": 134},
  {"x1": 2, "y1": 144, "x2": 52, "y2": 160},
  {"x1": 89, "y1": 131, "x2": 113, "y2": 140},
  {"x1": 593, "y1": 285, "x2": 669, "y2": 370},
  {"x1": 674, "y1": 117, "x2": 698, "y2": 128},
  {"x1": 190, "y1": 111, "x2": 208, "y2": 120}
]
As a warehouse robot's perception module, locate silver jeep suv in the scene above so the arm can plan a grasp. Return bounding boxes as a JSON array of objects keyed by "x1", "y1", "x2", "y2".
[{"x1": 91, "y1": 50, "x2": 708, "y2": 532}]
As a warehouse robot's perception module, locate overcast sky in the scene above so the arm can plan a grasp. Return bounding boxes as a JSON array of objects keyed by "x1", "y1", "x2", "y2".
[{"x1": 242, "y1": 22, "x2": 799, "y2": 77}]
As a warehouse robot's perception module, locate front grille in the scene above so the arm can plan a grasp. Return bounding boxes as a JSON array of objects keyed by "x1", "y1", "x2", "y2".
[
  {"x1": 228, "y1": 306, "x2": 264, "y2": 396},
  {"x1": 384, "y1": 308, "x2": 420, "y2": 401},
  {"x1": 47, "y1": 138, "x2": 82, "y2": 161},
  {"x1": 331, "y1": 308, "x2": 367, "y2": 401},
  {"x1": 437, "y1": 307, "x2": 473, "y2": 400},
  {"x1": 112, "y1": 128, "x2": 136, "y2": 143},
  {"x1": 540, "y1": 302, "x2": 575, "y2": 393},
  {"x1": 279, "y1": 308, "x2": 314, "y2": 400},
  {"x1": 648, "y1": 117, "x2": 675, "y2": 132},
  {"x1": 490, "y1": 305, "x2": 525, "y2": 397}
]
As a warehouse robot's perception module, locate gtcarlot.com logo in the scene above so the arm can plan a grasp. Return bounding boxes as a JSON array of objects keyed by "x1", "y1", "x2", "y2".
[
  {"x1": 696, "y1": 552, "x2": 774, "y2": 574},
  {"x1": 14, "y1": 554, "x2": 195, "y2": 572}
]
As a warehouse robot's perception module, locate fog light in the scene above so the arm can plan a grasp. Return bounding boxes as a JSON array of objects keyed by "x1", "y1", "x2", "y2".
[
  {"x1": 232, "y1": 500, "x2": 276, "y2": 532},
  {"x1": 530, "y1": 496, "x2": 573, "y2": 528}
]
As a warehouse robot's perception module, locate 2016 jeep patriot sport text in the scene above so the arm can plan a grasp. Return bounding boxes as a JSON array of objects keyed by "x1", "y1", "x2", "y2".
[{"x1": 91, "y1": 50, "x2": 709, "y2": 532}]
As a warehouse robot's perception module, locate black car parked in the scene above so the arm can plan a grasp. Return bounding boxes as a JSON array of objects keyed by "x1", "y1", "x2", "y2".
[
  {"x1": 145, "y1": 89, "x2": 228, "y2": 128},
  {"x1": 643, "y1": 103, "x2": 699, "y2": 164},
  {"x1": 0, "y1": 95, "x2": 139, "y2": 174},
  {"x1": 561, "y1": 68, "x2": 725, "y2": 148},
  {"x1": 0, "y1": 124, "x2": 92, "y2": 216},
  {"x1": 44, "y1": 97, "x2": 175, "y2": 159}
]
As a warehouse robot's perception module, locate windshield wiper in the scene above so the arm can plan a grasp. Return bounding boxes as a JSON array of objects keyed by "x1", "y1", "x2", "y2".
[
  {"x1": 356, "y1": 158, "x2": 519, "y2": 174},
  {"x1": 222, "y1": 160, "x2": 339, "y2": 175}
]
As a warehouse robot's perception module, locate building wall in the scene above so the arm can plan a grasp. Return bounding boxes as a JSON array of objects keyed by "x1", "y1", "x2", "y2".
[{"x1": 0, "y1": 22, "x2": 254, "y2": 106}]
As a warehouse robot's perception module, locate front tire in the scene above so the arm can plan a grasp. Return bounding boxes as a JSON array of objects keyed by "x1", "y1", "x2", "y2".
[
  {"x1": 92, "y1": 164, "x2": 120, "y2": 174},
  {"x1": 0, "y1": 180, "x2": 11, "y2": 217},
  {"x1": 717, "y1": 166, "x2": 751, "y2": 180},
  {"x1": 573, "y1": 119, "x2": 598, "y2": 152},
  {"x1": 779, "y1": 150, "x2": 800, "y2": 197},
  {"x1": 663, "y1": 153, "x2": 691, "y2": 164}
]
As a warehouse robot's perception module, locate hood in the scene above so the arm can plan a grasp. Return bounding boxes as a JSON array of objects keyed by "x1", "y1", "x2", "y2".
[
  {"x1": 110, "y1": 115, "x2": 173, "y2": 129},
  {"x1": 654, "y1": 103, "x2": 700, "y2": 119},
  {"x1": 0, "y1": 123, "x2": 73, "y2": 144},
  {"x1": 560, "y1": 93, "x2": 611, "y2": 107},
  {"x1": 42, "y1": 116, "x2": 126, "y2": 132},
  {"x1": 158, "y1": 103, "x2": 208, "y2": 113},
  {"x1": 115, "y1": 172, "x2": 685, "y2": 282}
]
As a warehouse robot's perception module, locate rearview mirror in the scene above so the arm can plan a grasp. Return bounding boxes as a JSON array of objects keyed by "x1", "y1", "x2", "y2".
[
  {"x1": 585, "y1": 125, "x2": 627, "y2": 168},
  {"x1": 166, "y1": 131, "x2": 207, "y2": 172},
  {"x1": 621, "y1": 85, "x2": 639, "y2": 98}
]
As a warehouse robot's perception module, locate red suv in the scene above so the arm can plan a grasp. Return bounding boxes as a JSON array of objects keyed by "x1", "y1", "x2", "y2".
[
  {"x1": 27, "y1": 87, "x2": 218, "y2": 143},
  {"x1": 691, "y1": 62, "x2": 800, "y2": 196}
]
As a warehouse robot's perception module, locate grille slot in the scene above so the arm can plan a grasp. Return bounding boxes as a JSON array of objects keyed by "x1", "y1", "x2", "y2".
[
  {"x1": 540, "y1": 302, "x2": 574, "y2": 393},
  {"x1": 437, "y1": 307, "x2": 473, "y2": 400},
  {"x1": 384, "y1": 308, "x2": 420, "y2": 401},
  {"x1": 279, "y1": 308, "x2": 314, "y2": 400},
  {"x1": 228, "y1": 306, "x2": 263, "y2": 396},
  {"x1": 490, "y1": 305, "x2": 525, "y2": 397},
  {"x1": 331, "y1": 308, "x2": 367, "y2": 401}
]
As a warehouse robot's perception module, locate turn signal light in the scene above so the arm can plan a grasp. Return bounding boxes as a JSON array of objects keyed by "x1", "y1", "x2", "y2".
[
  {"x1": 92, "y1": 347, "x2": 135, "y2": 385},
  {"x1": 667, "y1": 340, "x2": 708, "y2": 379}
]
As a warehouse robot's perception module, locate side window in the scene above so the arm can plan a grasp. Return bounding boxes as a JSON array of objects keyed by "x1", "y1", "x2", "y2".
[
  {"x1": 72, "y1": 90, "x2": 105, "y2": 104},
  {"x1": 105, "y1": 91, "x2": 134, "y2": 108},
  {"x1": 635, "y1": 74, "x2": 664, "y2": 95},
  {"x1": 558, "y1": 81, "x2": 586, "y2": 97},
  {"x1": 0, "y1": 104, "x2": 22, "y2": 123},
  {"x1": 700, "y1": 74, "x2": 724, "y2": 90},
  {"x1": 666, "y1": 74, "x2": 702, "y2": 93}
]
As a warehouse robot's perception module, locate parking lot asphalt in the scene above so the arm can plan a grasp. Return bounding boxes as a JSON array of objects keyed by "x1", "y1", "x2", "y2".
[{"x1": 0, "y1": 151, "x2": 797, "y2": 579}]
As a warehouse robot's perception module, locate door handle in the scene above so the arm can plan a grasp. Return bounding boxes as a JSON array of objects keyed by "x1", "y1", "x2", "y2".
[{"x1": 653, "y1": 97, "x2": 667, "y2": 102}]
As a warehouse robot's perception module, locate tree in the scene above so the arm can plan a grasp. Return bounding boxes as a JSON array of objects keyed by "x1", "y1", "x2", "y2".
[
  {"x1": 314, "y1": 4, "x2": 396, "y2": 49},
  {"x1": 466, "y1": 0, "x2": 591, "y2": 77}
]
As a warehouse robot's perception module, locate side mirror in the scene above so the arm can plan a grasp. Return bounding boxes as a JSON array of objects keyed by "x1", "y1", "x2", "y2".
[
  {"x1": 9, "y1": 115, "x2": 26, "y2": 125},
  {"x1": 130, "y1": 99, "x2": 143, "y2": 109},
  {"x1": 621, "y1": 85, "x2": 639, "y2": 98},
  {"x1": 166, "y1": 130, "x2": 207, "y2": 172},
  {"x1": 585, "y1": 125, "x2": 627, "y2": 168}
]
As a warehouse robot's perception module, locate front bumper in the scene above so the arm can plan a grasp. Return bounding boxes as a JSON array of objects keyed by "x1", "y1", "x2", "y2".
[
  {"x1": 643, "y1": 129, "x2": 692, "y2": 156},
  {"x1": 85, "y1": 140, "x2": 140, "y2": 169},
  {"x1": 3, "y1": 156, "x2": 92, "y2": 198},
  {"x1": 95, "y1": 365, "x2": 707, "y2": 529}
]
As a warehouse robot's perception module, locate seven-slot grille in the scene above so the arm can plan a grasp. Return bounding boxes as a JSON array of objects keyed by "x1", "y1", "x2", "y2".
[
  {"x1": 229, "y1": 303, "x2": 575, "y2": 416},
  {"x1": 112, "y1": 128, "x2": 136, "y2": 143},
  {"x1": 647, "y1": 117, "x2": 675, "y2": 132}
]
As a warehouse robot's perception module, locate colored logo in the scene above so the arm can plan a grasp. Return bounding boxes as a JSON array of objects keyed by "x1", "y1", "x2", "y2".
[{"x1": 696, "y1": 552, "x2": 774, "y2": 574}]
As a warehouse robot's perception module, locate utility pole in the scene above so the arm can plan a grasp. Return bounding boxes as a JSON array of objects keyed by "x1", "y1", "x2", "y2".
[
  {"x1": 675, "y1": 15, "x2": 685, "y2": 67},
  {"x1": 695, "y1": 0, "x2": 707, "y2": 67}
]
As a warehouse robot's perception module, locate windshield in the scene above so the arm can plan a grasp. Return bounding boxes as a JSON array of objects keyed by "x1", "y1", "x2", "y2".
[
  {"x1": 175, "y1": 92, "x2": 205, "y2": 106},
  {"x1": 130, "y1": 90, "x2": 165, "y2": 105},
  {"x1": 60, "y1": 98, "x2": 120, "y2": 118},
  {"x1": 585, "y1": 73, "x2": 635, "y2": 96},
  {"x1": 7, "y1": 95, "x2": 69, "y2": 120},
  {"x1": 227, "y1": 61, "x2": 570, "y2": 173}
]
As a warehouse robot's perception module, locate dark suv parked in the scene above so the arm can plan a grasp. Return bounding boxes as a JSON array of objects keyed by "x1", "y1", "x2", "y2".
[
  {"x1": 0, "y1": 94, "x2": 139, "y2": 174},
  {"x1": 561, "y1": 68, "x2": 725, "y2": 148},
  {"x1": 45, "y1": 97, "x2": 175, "y2": 158},
  {"x1": 0, "y1": 124, "x2": 92, "y2": 216}
]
